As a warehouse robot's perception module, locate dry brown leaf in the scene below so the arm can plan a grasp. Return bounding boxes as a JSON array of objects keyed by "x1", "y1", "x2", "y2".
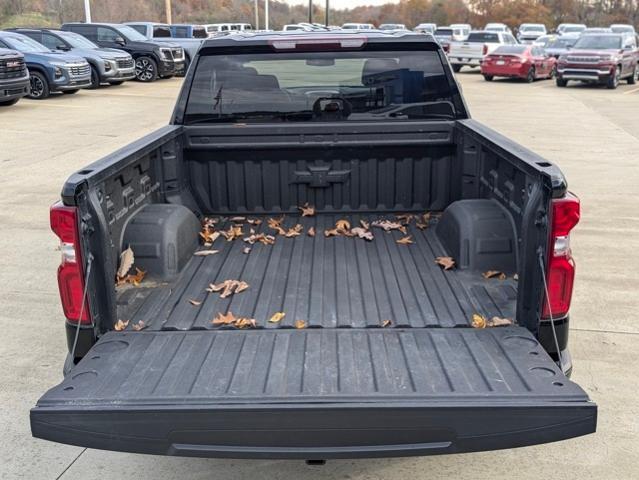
[
  {"x1": 336, "y1": 219, "x2": 351, "y2": 231},
  {"x1": 360, "y1": 219, "x2": 370, "y2": 230},
  {"x1": 396, "y1": 236, "x2": 414, "y2": 245},
  {"x1": 295, "y1": 319, "x2": 307, "y2": 329},
  {"x1": 298, "y1": 203, "x2": 316, "y2": 217},
  {"x1": 351, "y1": 227, "x2": 374, "y2": 241},
  {"x1": 415, "y1": 220, "x2": 428, "y2": 230},
  {"x1": 247, "y1": 218, "x2": 262, "y2": 226},
  {"x1": 307, "y1": 226, "x2": 316, "y2": 237},
  {"x1": 244, "y1": 233, "x2": 275, "y2": 245},
  {"x1": 324, "y1": 228, "x2": 340, "y2": 238},
  {"x1": 487, "y1": 316, "x2": 514, "y2": 327},
  {"x1": 202, "y1": 216, "x2": 219, "y2": 227},
  {"x1": 132, "y1": 320, "x2": 146, "y2": 331},
  {"x1": 381, "y1": 319, "x2": 392, "y2": 328},
  {"x1": 483, "y1": 270, "x2": 506, "y2": 280},
  {"x1": 371, "y1": 219, "x2": 407, "y2": 234},
  {"x1": 230, "y1": 216, "x2": 246, "y2": 223},
  {"x1": 129, "y1": 268, "x2": 146, "y2": 286},
  {"x1": 221, "y1": 225, "x2": 243, "y2": 242},
  {"x1": 194, "y1": 249, "x2": 219, "y2": 257},
  {"x1": 235, "y1": 281, "x2": 249, "y2": 294},
  {"x1": 235, "y1": 317, "x2": 257, "y2": 329},
  {"x1": 117, "y1": 246, "x2": 134, "y2": 279},
  {"x1": 269, "y1": 312, "x2": 286, "y2": 323},
  {"x1": 199, "y1": 228, "x2": 220, "y2": 245},
  {"x1": 471, "y1": 313, "x2": 487, "y2": 329},
  {"x1": 243, "y1": 247, "x2": 251, "y2": 254},
  {"x1": 189, "y1": 299, "x2": 202, "y2": 306},
  {"x1": 267, "y1": 216, "x2": 287, "y2": 236},
  {"x1": 114, "y1": 319, "x2": 129, "y2": 331},
  {"x1": 435, "y1": 256, "x2": 456, "y2": 270},
  {"x1": 212, "y1": 311, "x2": 237, "y2": 325},
  {"x1": 285, "y1": 224, "x2": 303, "y2": 238},
  {"x1": 396, "y1": 213, "x2": 414, "y2": 225}
]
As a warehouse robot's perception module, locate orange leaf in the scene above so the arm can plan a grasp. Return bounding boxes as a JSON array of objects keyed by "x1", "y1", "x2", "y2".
[
  {"x1": 435, "y1": 256, "x2": 456, "y2": 270},
  {"x1": 295, "y1": 319, "x2": 307, "y2": 329},
  {"x1": 381, "y1": 319, "x2": 392, "y2": 328},
  {"x1": 269, "y1": 312, "x2": 286, "y2": 323},
  {"x1": 471, "y1": 313, "x2": 487, "y2": 329},
  {"x1": 396, "y1": 236, "x2": 413, "y2": 245},
  {"x1": 132, "y1": 320, "x2": 146, "y2": 331},
  {"x1": 307, "y1": 226, "x2": 316, "y2": 237},
  {"x1": 212, "y1": 311, "x2": 237, "y2": 325},
  {"x1": 114, "y1": 319, "x2": 129, "y2": 331},
  {"x1": 298, "y1": 203, "x2": 316, "y2": 217}
]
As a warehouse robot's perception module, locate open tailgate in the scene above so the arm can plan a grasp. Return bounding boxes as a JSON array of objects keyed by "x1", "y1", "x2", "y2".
[{"x1": 31, "y1": 327, "x2": 596, "y2": 459}]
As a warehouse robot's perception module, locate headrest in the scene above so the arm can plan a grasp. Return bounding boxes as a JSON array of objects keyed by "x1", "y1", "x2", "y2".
[{"x1": 361, "y1": 58, "x2": 399, "y2": 85}]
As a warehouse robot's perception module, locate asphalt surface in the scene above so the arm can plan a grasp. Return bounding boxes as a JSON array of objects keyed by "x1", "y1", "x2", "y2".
[{"x1": 1, "y1": 72, "x2": 638, "y2": 479}]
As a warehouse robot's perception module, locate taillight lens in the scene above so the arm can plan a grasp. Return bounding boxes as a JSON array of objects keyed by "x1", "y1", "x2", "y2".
[
  {"x1": 50, "y1": 202, "x2": 91, "y2": 324},
  {"x1": 542, "y1": 193, "x2": 580, "y2": 319}
]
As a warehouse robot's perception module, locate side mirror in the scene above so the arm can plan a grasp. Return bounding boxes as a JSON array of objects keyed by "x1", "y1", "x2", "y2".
[
  {"x1": 56, "y1": 43, "x2": 70, "y2": 51},
  {"x1": 115, "y1": 36, "x2": 125, "y2": 45}
]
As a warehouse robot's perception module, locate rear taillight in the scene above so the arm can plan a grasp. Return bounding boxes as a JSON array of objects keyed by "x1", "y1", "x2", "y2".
[
  {"x1": 50, "y1": 202, "x2": 91, "y2": 324},
  {"x1": 542, "y1": 193, "x2": 580, "y2": 319},
  {"x1": 482, "y1": 44, "x2": 488, "y2": 55}
]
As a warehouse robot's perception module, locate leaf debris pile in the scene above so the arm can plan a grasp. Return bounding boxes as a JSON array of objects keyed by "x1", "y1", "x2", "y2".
[
  {"x1": 206, "y1": 280, "x2": 249, "y2": 298},
  {"x1": 471, "y1": 314, "x2": 514, "y2": 329},
  {"x1": 212, "y1": 311, "x2": 257, "y2": 329}
]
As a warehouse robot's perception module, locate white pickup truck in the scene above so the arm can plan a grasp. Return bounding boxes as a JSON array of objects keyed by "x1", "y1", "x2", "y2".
[{"x1": 449, "y1": 31, "x2": 519, "y2": 72}]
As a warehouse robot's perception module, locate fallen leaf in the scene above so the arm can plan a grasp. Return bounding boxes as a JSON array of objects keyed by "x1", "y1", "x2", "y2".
[
  {"x1": 396, "y1": 236, "x2": 414, "y2": 245},
  {"x1": 324, "y1": 228, "x2": 340, "y2": 237},
  {"x1": 415, "y1": 221, "x2": 428, "y2": 230},
  {"x1": 483, "y1": 270, "x2": 506, "y2": 280},
  {"x1": 487, "y1": 316, "x2": 513, "y2": 327},
  {"x1": 194, "y1": 250, "x2": 220, "y2": 256},
  {"x1": 132, "y1": 320, "x2": 146, "y2": 331},
  {"x1": 247, "y1": 218, "x2": 262, "y2": 226},
  {"x1": 114, "y1": 319, "x2": 129, "y2": 331},
  {"x1": 351, "y1": 227, "x2": 374, "y2": 241},
  {"x1": 471, "y1": 313, "x2": 487, "y2": 329},
  {"x1": 381, "y1": 319, "x2": 392, "y2": 328},
  {"x1": 221, "y1": 225, "x2": 243, "y2": 242},
  {"x1": 295, "y1": 319, "x2": 307, "y2": 329},
  {"x1": 117, "y1": 246, "x2": 134, "y2": 279},
  {"x1": 243, "y1": 247, "x2": 251, "y2": 254},
  {"x1": 206, "y1": 280, "x2": 249, "y2": 297},
  {"x1": 371, "y1": 219, "x2": 407, "y2": 234},
  {"x1": 235, "y1": 317, "x2": 257, "y2": 329},
  {"x1": 307, "y1": 226, "x2": 316, "y2": 237},
  {"x1": 212, "y1": 311, "x2": 237, "y2": 325},
  {"x1": 298, "y1": 203, "x2": 315, "y2": 217},
  {"x1": 360, "y1": 219, "x2": 370, "y2": 230},
  {"x1": 189, "y1": 299, "x2": 202, "y2": 306},
  {"x1": 396, "y1": 213, "x2": 414, "y2": 224},
  {"x1": 235, "y1": 281, "x2": 249, "y2": 293},
  {"x1": 269, "y1": 312, "x2": 286, "y2": 323},
  {"x1": 336, "y1": 219, "x2": 351, "y2": 231},
  {"x1": 285, "y1": 224, "x2": 303, "y2": 238},
  {"x1": 129, "y1": 268, "x2": 146, "y2": 286},
  {"x1": 244, "y1": 233, "x2": 276, "y2": 245},
  {"x1": 230, "y1": 216, "x2": 246, "y2": 223},
  {"x1": 435, "y1": 256, "x2": 456, "y2": 270},
  {"x1": 199, "y1": 228, "x2": 220, "y2": 245},
  {"x1": 268, "y1": 217, "x2": 287, "y2": 236}
]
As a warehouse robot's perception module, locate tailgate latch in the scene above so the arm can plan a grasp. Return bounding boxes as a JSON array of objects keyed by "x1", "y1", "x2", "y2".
[{"x1": 291, "y1": 165, "x2": 351, "y2": 188}]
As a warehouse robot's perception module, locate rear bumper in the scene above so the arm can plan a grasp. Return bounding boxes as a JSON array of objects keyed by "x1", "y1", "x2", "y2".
[
  {"x1": 450, "y1": 57, "x2": 482, "y2": 66},
  {"x1": 31, "y1": 401, "x2": 596, "y2": 459},
  {"x1": 481, "y1": 63, "x2": 528, "y2": 78}
]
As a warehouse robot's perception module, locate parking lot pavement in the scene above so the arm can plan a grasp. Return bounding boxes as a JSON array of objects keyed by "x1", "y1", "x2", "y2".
[{"x1": 1, "y1": 73, "x2": 637, "y2": 479}]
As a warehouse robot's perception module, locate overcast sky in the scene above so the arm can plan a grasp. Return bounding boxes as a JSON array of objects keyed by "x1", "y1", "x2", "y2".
[{"x1": 283, "y1": 0, "x2": 400, "y2": 8}]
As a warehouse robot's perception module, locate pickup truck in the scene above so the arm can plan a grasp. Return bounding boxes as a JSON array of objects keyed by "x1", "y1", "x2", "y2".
[
  {"x1": 61, "y1": 23, "x2": 185, "y2": 82},
  {"x1": 31, "y1": 31, "x2": 596, "y2": 461},
  {"x1": 0, "y1": 48, "x2": 29, "y2": 106},
  {"x1": 449, "y1": 30, "x2": 519, "y2": 72},
  {"x1": 556, "y1": 33, "x2": 639, "y2": 88},
  {"x1": 125, "y1": 22, "x2": 204, "y2": 73},
  {"x1": 10, "y1": 28, "x2": 135, "y2": 88},
  {"x1": 0, "y1": 31, "x2": 91, "y2": 99}
]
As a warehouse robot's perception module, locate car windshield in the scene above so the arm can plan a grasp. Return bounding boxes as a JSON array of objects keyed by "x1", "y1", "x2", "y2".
[
  {"x1": 547, "y1": 37, "x2": 576, "y2": 48},
  {"x1": 117, "y1": 25, "x2": 149, "y2": 42},
  {"x1": 610, "y1": 26, "x2": 634, "y2": 33},
  {"x1": 494, "y1": 46, "x2": 527, "y2": 54},
  {"x1": 3, "y1": 34, "x2": 49, "y2": 53},
  {"x1": 58, "y1": 31, "x2": 98, "y2": 49},
  {"x1": 521, "y1": 25, "x2": 544, "y2": 32},
  {"x1": 467, "y1": 32, "x2": 499, "y2": 42},
  {"x1": 184, "y1": 50, "x2": 457, "y2": 124},
  {"x1": 574, "y1": 35, "x2": 622, "y2": 50}
]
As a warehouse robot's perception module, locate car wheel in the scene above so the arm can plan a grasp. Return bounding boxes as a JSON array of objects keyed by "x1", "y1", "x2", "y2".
[
  {"x1": 526, "y1": 67, "x2": 535, "y2": 83},
  {"x1": 62, "y1": 89, "x2": 79, "y2": 94},
  {"x1": 483, "y1": 75, "x2": 493, "y2": 81},
  {"x1": 452, "y1": 64, "x2": 462, "y2": 73},
  {"x1": 135, "y1": 56, "x2": 158, "y2": 82},
  {"x1": 556, "y1": 77, "x2": 568, "y2": 87},
  {"x1": 628, "y1": 64, "x2": 637, "y2": 85},
  {"x1": 0, "y1": 98, "x2": 20, "y2": 106},
  {"x1": 607, "y1": 66, "x2": 621, "y2": 89},
  {"x1": 89, "y1": 66, "x2": 101, "y2": 89},
  {"x1": 28, "y1": 71, "x2": 50, "y2": 100}
]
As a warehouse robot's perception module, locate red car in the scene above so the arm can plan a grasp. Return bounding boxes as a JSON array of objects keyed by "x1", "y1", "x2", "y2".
[{"x1": 480, "y1": 45, "x2": 557, "y2": 82}]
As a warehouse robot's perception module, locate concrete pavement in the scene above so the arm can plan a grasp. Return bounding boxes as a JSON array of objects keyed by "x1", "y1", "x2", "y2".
[{"x1": 0, "y1": 73, "x2": 637, "y2": 479}]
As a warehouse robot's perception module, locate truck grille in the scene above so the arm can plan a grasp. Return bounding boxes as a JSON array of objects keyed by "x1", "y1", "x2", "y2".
[
  {"x1": 566, "y1": 56, "x2": 600, "y2": 64},
  {"x1": 69, "y1": 63, "x2": 91, "y2": 77},
  {"x1": 0, "y1": 57, "x2": 27, "y2": 80},
  {"x1": 116, "y1": 58, "x2": 133, "y2": 69}
]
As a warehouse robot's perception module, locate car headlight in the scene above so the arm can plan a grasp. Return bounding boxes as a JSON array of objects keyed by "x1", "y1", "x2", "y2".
[
  {"x1": 158, "y1": 48, "x2": 171, "y2": 60},
  {"x1": 103, "y1": 59, "x2": 116, "y2": 71}
]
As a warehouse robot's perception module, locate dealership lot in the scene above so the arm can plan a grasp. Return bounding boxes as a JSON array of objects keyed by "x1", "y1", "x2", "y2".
[{"x1": 1, "y1": 73, "x2": 638, "y2": 479}]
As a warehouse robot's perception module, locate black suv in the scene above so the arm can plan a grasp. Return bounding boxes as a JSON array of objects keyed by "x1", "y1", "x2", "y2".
[
  {"x1": 61, "y1": 23, "x2": 185, "y2": 82},
  {"x1": 0, "y1": 48, "x2": 30, "y2": 106}
]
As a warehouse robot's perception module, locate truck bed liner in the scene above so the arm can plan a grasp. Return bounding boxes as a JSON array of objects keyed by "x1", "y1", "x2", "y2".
[{"x1": 117, "y1": 213, "x2": 517, "y2": 331}]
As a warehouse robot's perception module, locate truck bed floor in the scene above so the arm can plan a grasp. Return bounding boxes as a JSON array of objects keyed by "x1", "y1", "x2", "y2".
[{"x1": 117, "y1": 213, "x2": 517, "y2": 331}]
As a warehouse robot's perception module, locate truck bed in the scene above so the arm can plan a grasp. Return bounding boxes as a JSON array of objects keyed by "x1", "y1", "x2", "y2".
[{"x1": 117, "y1": 212, "x2": 518, "y2": 331}]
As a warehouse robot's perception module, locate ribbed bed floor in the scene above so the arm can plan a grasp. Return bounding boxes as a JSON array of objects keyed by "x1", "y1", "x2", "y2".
[{"x1": 117, "y1": 213, "x2": 518, "y2": 331}]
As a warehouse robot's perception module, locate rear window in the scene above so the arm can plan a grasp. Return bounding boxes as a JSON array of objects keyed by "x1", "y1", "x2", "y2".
[
  {"x1": 494, "y1": 46, "x2": 527, "y2": 54},
  {"x1": 193, "y1": 27, "x2": 208, "y2": 39},
  {"x1": 434, "y1": 29, "x2": 453, "y2": 36},
  {"x1": 184, "y1": 50, "x2": 457, "y2": 124},
  {"x1": 467, "y1": 32, "x2": 499, "y2": 42},
  {"x1": 153, "y1": 26, "x2": 172, "y2": 38}
]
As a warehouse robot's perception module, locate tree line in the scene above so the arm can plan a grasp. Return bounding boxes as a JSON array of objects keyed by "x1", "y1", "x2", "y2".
[{"x1": 1, "y1": 0, "x2": 638, "y2": 30}]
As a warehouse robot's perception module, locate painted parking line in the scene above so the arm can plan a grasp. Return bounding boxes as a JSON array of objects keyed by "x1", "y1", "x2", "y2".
[{"x1": 623, "y1": 86, "x2": 639, "y2": 95}]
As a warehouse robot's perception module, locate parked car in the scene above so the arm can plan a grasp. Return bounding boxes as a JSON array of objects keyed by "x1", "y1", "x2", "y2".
[
  {"x1": 0, "y1": 31, "x2": 90, "y2": 99},
  {"x1": 517, "y1": 23, "x2": 547, "y2": 43},
  {"x1": 10, "y1": 28, "x2": 135, "y2": 89},
  {"x1": 485, "y1": 23, "x2": 512, "y2": 34},
  {"x1": 450, "y1": 23, "x2": 471, "y2": 40},
  {"x1": 582, "y1": 27, "x2": 612, "y2": 34},
  {"x1": 341, "y1": 23, "x2": 376, "y2": 30},
  {"x1": 0, "y1": 48, "x2": 29, "y2": 106},
  {"x1": 556, "y1": 33, "x2": 638, "y2": 88},
  {"x1": 203, "y1": 23, "x2": 253, "y2": 36},
  {"x1": 124, "y1": 22, "x2": 203, "y2": 73},
  {"x1": 610, "y1": 24, "x2": 636, "y2": 35},
  {"x1": 433, "y1": 26, "x2": 454, "y2": 52},
  {"x1": 542, "y1": 34, "x2": 580, "y2": 58},
  {"x1": 31, "y1": 30, "x2": 596, "y2": 460},
  {"x1": 413, "y1": 23, "x2": 436, "y2": 34},
  {"x1": 448, "y1": 30, "x2": 519, "y2": 72},
  {"x1": 169, "y1": 24, "x2": 208, "y2": 39},
  {"x1": 379, "y1": 24, "x2": 408, "y2": 32},
  {"x1": 557, "y1": 23, "x2": 587, "y2": 35},
  {"x1": 61, "y1": 23, "x2": 185, "y2": 82},
  {"x1": 282, "y1": 24, "x2": 314, "y2": 32},
  {"x1": 481, "y1": 44, "x2": 557, "y2": 82}
]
